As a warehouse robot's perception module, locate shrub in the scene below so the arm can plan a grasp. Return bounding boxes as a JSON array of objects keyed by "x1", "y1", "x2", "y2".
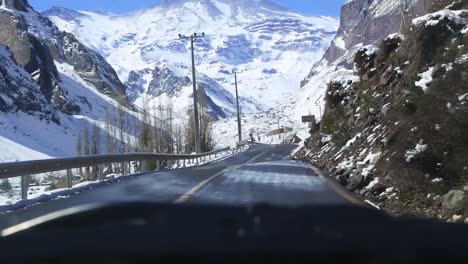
[{"x1": 321, "y1": 106, "x2": 351, "y2": 147}]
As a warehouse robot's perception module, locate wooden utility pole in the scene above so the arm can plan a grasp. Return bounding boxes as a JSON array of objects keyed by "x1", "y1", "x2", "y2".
[
  {"x1": 179, "y1": 32, "x2": 205, "y2": 153},
  {"x1": 233, "y1": 70, "x2": 243, "y2": 145}
]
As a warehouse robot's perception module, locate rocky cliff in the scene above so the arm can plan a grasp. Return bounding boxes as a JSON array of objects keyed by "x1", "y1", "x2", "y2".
[
  {"x1": 0, "y1": 0, "x2": 128, "y2": 116},
  {"x1": 294, "y1": 0, "x2": 468, "y2": 221},
  {"x1": 282, "y1": 0, "x2": 435, "y2": 127},
  {"x1": 308, "y1": 0, "x2": 433, "y2": 74},
  {"x1": 0, "y1": 44, "x2": 54, "y2": 116},
  {"x1": 0, "y1": 0, "x2": 143, "y2": 163}
]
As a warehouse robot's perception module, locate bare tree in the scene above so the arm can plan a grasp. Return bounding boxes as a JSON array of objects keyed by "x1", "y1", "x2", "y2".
[
  {"x1": 91, "y1": 123, "x2": 100, "y2": 155},
  {"x1": 118, "y1": 105, "x2": 126, "y2": 153},
  {"x1": 174, "y1": 125, "x2": 184, "y2": 154},
  {"x1": 198, "y1": 84, "x2": 216, "y2": 152},
  {"x1": 0, "y1": 179, "x2": 12, "y2": 194},
  {"x1": 83, "y1": 122, "x2": 90, "y2": 156},
  {"x1": 104, "y1": 110, "x2": 114, "y2": 154},
  {"x1": 137, "y1": 96, "x2": 155, "y2": 152},
  {"x1": 76, "y1": 131, "x2": 83, "y2": 156}
]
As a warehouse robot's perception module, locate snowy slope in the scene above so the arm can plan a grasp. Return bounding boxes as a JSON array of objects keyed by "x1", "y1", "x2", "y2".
[
  {"x1": 0, "y1": 0, "x2": 142, "y2": 163},
  {"x1": 43, "y1": 1, "x2": 339, "y2": 117}
]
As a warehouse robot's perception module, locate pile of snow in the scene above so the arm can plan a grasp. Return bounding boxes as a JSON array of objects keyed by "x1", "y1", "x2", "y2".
[
  {"x1": 405, "y1": 140, "x2": 428, "y2": 162},
  {"x1": 412, "y1": 9, "x2": 466, "y2": 27},
  {"x1": 415, "y1": 67, "x2": 434, "y2": 92}
]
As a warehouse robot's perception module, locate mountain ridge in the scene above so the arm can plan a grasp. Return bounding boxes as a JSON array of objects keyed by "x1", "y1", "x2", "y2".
[{"x1": 43, "y1": 0, "x2": 339, "y2": 118}]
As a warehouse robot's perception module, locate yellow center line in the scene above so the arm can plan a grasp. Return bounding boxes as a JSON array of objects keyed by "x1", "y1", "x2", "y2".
[
  {"x1": 174, "y1": 146, "x2": 275, "y2": 204},
  {"x1": 174, "y1": 171, "x2": 225, "y2": 204},
  {"x1": 246, "y1": 146, "x2": 275, "y2": 164}
]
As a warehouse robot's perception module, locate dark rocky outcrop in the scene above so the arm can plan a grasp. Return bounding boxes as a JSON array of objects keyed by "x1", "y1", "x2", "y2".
[
  {"x1": 0, "y1": 0, "x2": 130, "y2": 116},
  {"x1": 302, "y1": 0, "x2": 433, "y2": 87},
  {"x1": 61, "y1": 32, "x2": 127, "y2": 101},
  {"x1": 147, "y1": 65, "x2": 191, "y2": 97},
  {"x1": 0, "y1": 44, "x2": 52, "y2": 114},
  {"x1": 125, "y1": 70, "x2": 148, "y2": 102}
]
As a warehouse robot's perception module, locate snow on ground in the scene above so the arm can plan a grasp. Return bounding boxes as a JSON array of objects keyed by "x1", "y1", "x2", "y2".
[
  {"x1": 415, "y1": 67, "x2": 434, "y2": 92},
  {"x1": 405, "y1": 140, "x2": 428, "y2": 162},
  {"x1": 0, "y1": 147, "x2": 244, "y2": 207},
  {"x1": 412, "y1": 9, "x2": 466, "y2": 27},
  {"x1": 212, "y1": 111, "x2": 309, "y2": 148}
]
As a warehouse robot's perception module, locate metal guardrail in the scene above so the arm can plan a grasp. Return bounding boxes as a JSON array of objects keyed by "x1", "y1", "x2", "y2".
[{"x1": 0, "y1": 145, "x2": 247, "y2": 201}]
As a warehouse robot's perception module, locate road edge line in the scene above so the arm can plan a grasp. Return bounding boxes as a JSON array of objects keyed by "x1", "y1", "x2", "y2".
[{"x1": 308, "y1": 165, "x2": 371, "y2": 208}]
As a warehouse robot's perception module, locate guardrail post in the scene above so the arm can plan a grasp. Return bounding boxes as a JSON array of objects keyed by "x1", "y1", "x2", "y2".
[
  {"x1": 21, "y1": 175, "x2": 29, "y2": 200},
  {"x1": 123, "y1": 162, "x2": 129, "y2": 175},
  {"x1": 98, "y1": 165, "x2": 104, "y2": 182},
  {"x1": 142, "y1": 161, "x2": 148, "y2": 172},
  {"x1": 66, "y1": 169, "x2": 73, "y2": 189},
  {"x1": 183, "y1": 159, "x2": 186, "y2": 168},
  {"x1": 156, "y1": 160, "x2": 161, "y2": 171}
]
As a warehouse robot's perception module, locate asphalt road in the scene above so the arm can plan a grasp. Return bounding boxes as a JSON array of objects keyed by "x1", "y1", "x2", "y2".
[{"x1": 0, "y1": 144, "x2": 348, "y2": 230}]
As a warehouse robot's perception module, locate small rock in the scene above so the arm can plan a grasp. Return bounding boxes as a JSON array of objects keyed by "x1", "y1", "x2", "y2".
[
  {"x1": 359, "y1": 189, "x2": 368, "y2": 196},
  {"x1": 349, "y1": 174, "x2": 372, "y2": 190},
  {"x1": 442, "y1": 190, "x2": 465, "y2": 214},
  {"x1": 465, "y1": 218, "x2": 468, "y2": 224},
  {"x1": 369, "y1": 182, "x2": 387, "y2": 194},
  {"x1": 381, "y1": 103, "x2": 391, "y2": 116},
  {"x1": 336, "y1": 175, "x2": 348, "y2": 187},
  {"x1": 369, "y1": 153, "x2": 382, "y2": 165},
  {"x1": 453, "y1": 215, "x2": 463, "y2": 223}
]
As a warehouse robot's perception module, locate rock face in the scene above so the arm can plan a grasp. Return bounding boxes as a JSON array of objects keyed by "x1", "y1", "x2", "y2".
[
  {"x1": 0, "y1": 0, "x2": 129, "y2": 116},
  {"x1": 321, "y1": 0, "x2": 433, "y2": 67},
  {"x1": 125, "y1": 70, "x2": 148, "y2": 102},
  {"x1": 0, "y1": 44, "x2": 52, "y2": 114},
  {"x1": 0, "y1": 5, "x2": 59, "y2": 101},
  {"x1": 0, "y1": 0, "x2": 29, "y2": 11},
  {"x1": 61, "y1": 32, "x2": 126, "y2": 100},
  {"x1": 147, "y1": 65, "x2": 191, "y2": 97},
  {"x1": 282, "y1": 0, "x2": 434, "y2": 128},
  {"x1": 294, "y1": 0, "x2": 468, "y2": 219},
  {"x1": 443, "y1": 190, "x2": 466, "y2": 214}
]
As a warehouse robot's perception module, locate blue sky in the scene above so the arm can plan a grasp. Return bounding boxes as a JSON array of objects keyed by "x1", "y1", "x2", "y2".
[{"x1": 29, "y1": 0, "x2": 344, "y2": 17}]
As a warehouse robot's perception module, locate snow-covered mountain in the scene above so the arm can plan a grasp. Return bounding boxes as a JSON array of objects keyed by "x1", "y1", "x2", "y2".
[
  {"x1": 43, "y1": 0, "x2": 339, "y2": 118},
  {"x1": 0, "y1": 0, "x2": 142, "y2": 162}
]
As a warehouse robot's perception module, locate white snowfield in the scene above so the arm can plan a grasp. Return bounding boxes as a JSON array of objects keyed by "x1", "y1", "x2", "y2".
[{"x1": 44, "y1": 0, "x2": 339, "y2": 116}]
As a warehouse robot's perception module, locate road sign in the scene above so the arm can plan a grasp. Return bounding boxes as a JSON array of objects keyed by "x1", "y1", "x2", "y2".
[{"x1": 302, "y1": 115, "x2": 315, "y2": 123}]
